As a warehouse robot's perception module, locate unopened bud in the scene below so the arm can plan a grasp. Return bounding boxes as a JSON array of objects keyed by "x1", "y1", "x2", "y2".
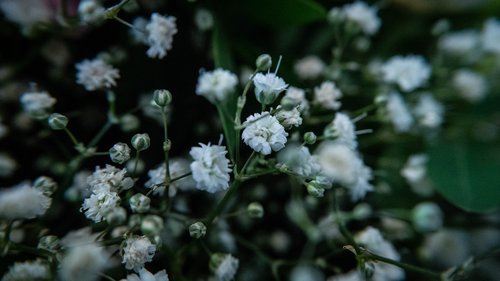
[
  {"x1": 189, "y1": 221, "x2": 207, "y2": 239},
  {"x1": 306, "y1": 182, "x2": 325, "y2": 198},
  {"x1": 38, "y1": 235, "x2": 59, "y2": 252},
  {"x1": 129, "y1": 193, "x2": 150, "y2": 213},
  {"x1": 33, "y1": 176, "x2": 58, "y2": 196},
  {"x1": 303, "y1": 132, "x2": 317, "y2": 145},
  {"x1": 247, "y1": 202, "x2": 264, "y2": 218},
  {"x1": 106, "y1": 207, "x2": 127, "y2": 225},
  {"x1": 131, "y1": 133, "x2": 150, "y2": 151},
  {"x1": 48, "y1": 113, "x2": 68, "y2": 130},
  {"x1": 109, "y1": 142, "x2": 131, "y2": 164},
  {"x1": 256, "y1": 54, "x2": 272, "y2": 71},
  {"x1": 153, "y1": 89, "x2": 172, "y2": 107},
  {"x1": 141, "y1": 215, "x2": 164, "y2": 236}
]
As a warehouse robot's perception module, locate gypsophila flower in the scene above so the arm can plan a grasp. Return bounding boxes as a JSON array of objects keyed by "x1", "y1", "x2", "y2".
[
  {"x1": 453, "y1": 69, "x2": 487, "y2": 102},
  {"x1": 242, "y1": 112, "x2": 288, "y2": 155},
  {"x1": 64, "y1": 170, "x2": 92, "y2": 201},
  {"x1": 20, "y1": 90, "x2": 56, "y2": 119},
  {"x1": 59, "y1": 243, "x2": 110, "y2": 281},
  {"x1": 294, "y1": 55, "x2": 325, "y2": 80},
  {"x1": 341, "y1": 1, "x2": 381, "y2": 35},
  {"x1": 78, "y1": 0, "x2": 105, "y2": 24},
  {"x1": 122, "y1": 236, "x2": 157, "y2": 272},
  {"x1": 76, "y1": 57, "x2": 120, "y2": 91},
  {"x1": 313, "y1": 81, "x2": 342, "y2": 110},
  {"x1": 196, "y1": 68, "x2": 239, "y2": 103},
  {"x1": 277, "y1": 143, "x2": 321, "y2": 178},
  {"x1": 87, "y1": 164, "x2": 134, "y2": 192},
  {"x1": 189, "y1": 143, "x2": 231, "y2": 193},
  {"x1": 413, "y1": 93, "x2": 444, "y2": 129},
  {"x1": 211, "y1": 253, "x2": 239, "y2": 281},
  {"x1": 121, "y1": 268, "x2": 170, "y2": 281},
  {"x1": 0, "y1": 182, "x2": 51, "y2": 220},
  {"x1": 81, "y1": 184, "x2": 120, "y2": 222},
  {"x1": 275, "y1": 106, "x2": 303, "y2": 128},
  {"x1": 0, "y1": 0, "x2": 53, "y2": 28},
  {"x1": 0, "y1": 153, "x2": 17, "y2": 177},
  {"x1": 253, "y1": 73, "x2": 288, "y2": 105},
  {"x1": 283, "y1": 87, "x2": 309, "y2": 113},
  {"x1": 325, "y1": 112, "x2": 357, "y2": 150},
  {"x1": 481, "y1": 18, "x2": 500, "y2": 55},
  {"x1": 421, "y1": 229, "x2": 470, "y2": 268},
  {"x1": 145, "y1": 13, "x2": 178, "y2": 59},
  {"x1": 145, "y1": 158, "x2": 194, "y2": 196},
  {"x1": 109, "y1": 142, "x2": 132, "y2": 164},
  {"x1": 130, "y1": 17, "x2": 148, "y2": 44},
  {"x1": 438, "y1": 30, "x2": 480, "y2": 55},
  {"x1": 385, "y1": 92, "x2": 414, "y2": 133},
  {"x1": 1, "y1": 260, "x2": 49, "y2": 281},
  {"x1": 381, "y1": 55, "x2": 431, "y2": 92},
  {"x1": 401, "y1": 154, "x2": 427, "y2": 184}
]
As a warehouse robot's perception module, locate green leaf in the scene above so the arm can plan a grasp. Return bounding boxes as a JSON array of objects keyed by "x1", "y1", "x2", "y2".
[
  {"x1": 427, "y1": 140, "x2": 500, "y2": 213},
  {"x1": 243, "y1": 0, "x2": 326, "y2": 27},
  {"x1": 212, "y1": 25, "x2": 235, "y2": 71}
]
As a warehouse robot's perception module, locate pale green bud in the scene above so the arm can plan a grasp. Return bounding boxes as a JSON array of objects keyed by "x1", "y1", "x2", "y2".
[
  {"x1": 109, "y1": 142, "x2": 131, "y2": 164},
  {"x1": 131, "y1": 133, "x2": 150, "y2": 151},
  {"x1": 303, "y1": 132, "x2": 317, "y2": 145},
  {"x1": 129, "y1": 193, "x2": 150, "y2": 213},
  {"x1": 280, "y1": 96, "x2": 297, "y2": 111},
  {"x1": 412, "y1": 202, "x2": 443, "y2": 233},
  {"x1": 352, "y1": 203, "x2": 372, "y2": 220},
  {"x1": 247, "y1": 202, "x2": 264, "y2": 218},
  {"x1": 33, "y1": 176, "x2": 58, "y2": 196},
  {"x1": 189, "y1": 221, "x2": 207, "y2": 239},
  {"x1": 106, "y1": 207, "x2": 127, "y2": 225},
  {"x1": 38, "y1": 235, "x2": 59, "y2": 252},
  {"x1": 256, "y1": 54, "x2": 272, "y2": 71},
  {"x1": 306, "y1": 182, "x2": 325, "y2": 198},
  {"x1": 141, "y1": 215, "x2": 164, "y2": 236},
  {"x1": 120, "y1": 114, "x2": 140, "y2": 132},
  {"x1": 48, "y1": 113, "x2": 68, "y2": 130},
  {"x1": 153, "y1": 89, "x2": 172, "y2": 107}
]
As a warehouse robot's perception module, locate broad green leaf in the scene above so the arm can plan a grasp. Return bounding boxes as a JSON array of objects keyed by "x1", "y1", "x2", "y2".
[
  {"x1": 212, "y1": 25, "x2": 235, "y2": 71},
  {"x1": 427, "y1": 140, "x2": 500, "y2": 213},
  {"x1": 243, "y1": 0, "x2": 326, "y2": 27}
]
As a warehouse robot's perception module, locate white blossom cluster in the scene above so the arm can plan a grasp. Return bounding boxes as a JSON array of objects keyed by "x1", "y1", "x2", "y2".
[
  {"x1": 76, "y1": 57, "x2": 120, "y2": 91},
  {"x1": 122, "y1": 236, "x2": 157, "y2": 272},
  {"x1": 189, "y1": 143, "x2": 231, "y2": 193},
  {"x1": 145, "y1": 13, "x2": 178, "y2": 59}
]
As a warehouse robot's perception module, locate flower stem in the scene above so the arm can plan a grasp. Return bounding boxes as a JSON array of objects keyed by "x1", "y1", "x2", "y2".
[
  {"x1": 205, "y1": 179, "x2": 241, "y2": 225},
  {"x1": 63, "y1": 128, "x2": 79, "y2": 146},
  {"x1": 364, "y1": 251, "x2": 441, "y2": 279}
]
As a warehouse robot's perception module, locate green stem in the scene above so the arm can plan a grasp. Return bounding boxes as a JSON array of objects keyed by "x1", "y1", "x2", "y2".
[
  {"x1": 162, "y1": 109, "x2": 171, "y2": 185},
  {"x1": 113, "y1": 15, "x2": 136, "y2": 30},
  {"x1": 216, "y1": 104, "x2": 235, "y2": 162},
  {"x1": 63, "y1": 128, "x2": 79, "y2": 146},
  {"x1": 88, "y1": 121, "x2": 113, "y2": 148},
  {"x1": 364, "y1": 251, "x2": 441, "y2": 280},
  {"x1": 170, "y1": 172, "x2": 192, "y2": 183},
  {"x1": 133, "y1": 150, "x2": 140, "y2": 176},
  {"x1": 205, "y1": 179, "x2": 242, "y2": 225}
]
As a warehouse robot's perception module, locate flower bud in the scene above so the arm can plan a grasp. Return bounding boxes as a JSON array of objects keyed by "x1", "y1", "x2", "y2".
[
  {"x1": 109, "y1": 142, "x2": 131, "y2": 164},
  {"x1": 313, "y1": 176, "x2": 332, "y2": 189},
  {"x1": 128, "y1": 214, "x2": 142, "y2": 228},
  {"x1": 33, "y1": 176, "x2": 58, "y2": 196},
  {"x1": 352, "y1": 203, "x2": 372, "y2": 220},
  {"x1": 306, "y1": 182, "x2": 325, "y2": 198},
  {"x1": 141, "y1": 215, "x2": 164, "y2": 236},
  {"x1": 255, "y1": 54, "x2": 272, "y2": 71},
  {"x1": 412, "y1": 202, "x2": 443, "y2": 233},
  {"x1": 106, "y1": 207, "x2": 127, "y2": 225},
  {"x1": 38, "y1": 235, "x2": 60, "y2": 252},
  {"x1": 153, "y1": 89, "x2": 172, "y2": 107},
  {"x1": 247, "y1": 202, "x2": 264, "y2": 218},
  {"x1": 189, "y1": 221, "x2": 207, "y2": 239},
  {"x1": 120, "y1": 114, "x2": 140, "y2": 132},
  {"x1": 280, "y1": 96, "x2": 298, "y2": 111},
  {"x1": 129, "y1": 193, "x2": 151, "y2": 213},
  {"x1": 48, "y1": 113, "x2": 68, "y2": 130},
  {"x1": 131, "y1": 133, "x2": 150, "y2": 151},
  {"x1": 303, "y1": 132, "x2": 317, "y2": 145}
]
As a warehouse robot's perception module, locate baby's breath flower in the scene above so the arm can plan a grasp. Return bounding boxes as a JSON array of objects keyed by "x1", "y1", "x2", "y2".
[
  {"x1": 324, "y1": 112, "x2": 357, "y2": 150},
  {"x1": 438, "y1": 30, "x2": 479, "y2": 55},
  {"x1": 76, "y1": 57, "x2": 120, "y2": 91},
  {"x1": 20, "y1": 90, "x2": 56, "y2": 119},
  {"x1": 196, "y1": 68, "x2": 238, "y2": 103},
  {"x1": 189, "y1": 143, "x2": 231, "y2": 193},
  {"x1": 87, "y1": 164, "x2": 134, "y2": 192},
  {"x1": 145, "y1": 158, "x2": 194, "y2": 196},
  {"x1": 59, "y1": 243, "x2": 110, "y2": 281},
  {"x1": 481, "y1": 18, "x2": 500, "y2": 55},
  {"x1": 122, "y1": 236, "x2": 156, "y2": 272},
  {"x1": 384, "y1": 92, "x2": 413, "y2": 133},
  {"x1": 145, "y1": 13, "x2": 178, "y2": 59},
  {"x1": 282, "y1": 87, "x2": 309, "y2": 113},
  {"x1": 381, "y1": 55, "x2": 431, "y2": 92},
  {"x1": 275, "y1": 106, "x2": 302, "y2": 128},
  {"x1": 121, "y1": 268, "x2": 169, "y2": 281},
  {"x1": 0, "y1": 182, "x2": 51, "y2": 220},
  {"x1": 413, "y1": 93, "x2": 444, "y2": 129},
  {"x1": 253, "y1": 73, "x2": 288, "y2": 105},
  {"x1": 2, "y1": 260, "x2": 50, "y2": 281},
  {"x1": 341, "y1": 1, "x2": 381, "y2": 35},
  {"x1": 81, "y1": 185, "x2": 120, "y2": 222},
  {"x1": 313, "y1": 81, "x2": 342, "y2": 110},
  {"x1": 210, "y1": 253, "x2": 239, "y2": 281},
  {"x1": 452, "y1": 69, "x2": 487, "y2": 102},
  {"x1": 242, "y1": 112, "x2": 288, "y2": 155},
  {"x1": 78, "y1": 0, "x2": 105, "y2": 24},
  {"x1": 277, "y1": 143, "x2": 320, "y2": 178},
  {"x1": 294, "y1": 55, "x2": 325, "y2": 80}
]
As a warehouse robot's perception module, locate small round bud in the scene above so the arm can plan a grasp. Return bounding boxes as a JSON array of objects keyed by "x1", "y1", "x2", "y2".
[
  {"x1": 33, "y1": 176, "x2": 58, "y2": 196},
  {"x1": 120, "y1": 114, "x2": 140, "y2": 132},
  {"x1": 247, "y1": 202, "x2": 264, "y2": 218},
  {"x1": 306, "y1": 182, "x2": 325, "y2": 197},
  {"x1": 256, "y1": 54, "x2": 272, "y2": 71},
  {"x1": 189, "y1": 221, "x2": 207, "y2": 239},
  {"x1": 38, "y1": 235, "x2": 60, "y2": 252},
  {"x1": 48, "y1": 113, "x2": 68, "y2": 130},
  {"x1": 128, "y1": 214, "x2": 142, "y2": 228},
  {"x1": 141, "y1": 215, "x2": 164, "y2": 236},
  {"x1": 352, "y1": 203, "x2": 372, "y2": 220},
  {"x1": 412, "y1": 202, "x2": 443, "y2": 233},
  {"x1": 280, "y1": 96, "x2": 297, "y2": 111},
  {"x1": 106, "y1": 207, "x2": 127, "y2": 225},
  {"x1": 276, "y1": 163, "x2": 289, "y2": 173},
  {"x1": 131, "y1": 133, "x2": 150, "y2": 151},
  {"x1": 374, "y1": 94, "x2": 387, "y2": 105},
  {"x1": 153, "y1": 89, "x2": 172, "y2": 107},
  {"x1": 109, "y1": 142, "x2": 131, "y2": 164},
  {"x1": 163, "y1": 139, "x2": 172, "y2": 152},
  {"x1": 303, "y1": 132, "x2": 317, "y2": 145},
  {"x1": 129, "y1": 193, "x2": 151, "y2": 213}
]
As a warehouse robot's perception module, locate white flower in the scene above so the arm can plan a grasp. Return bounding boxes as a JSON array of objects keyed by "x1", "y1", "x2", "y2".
[
  {"x1": 213, "y1": 254, "x2": 239, "y2": 281},
  {"x1": 313, "y1": 81, "x2": 342, "y2": 110},
  {"x1": 189, "y1": 143, "x2": 231, "y2": 193},
  {"x1": 277, "y1": 143, "x2": 321, "y2": 178},
  {"x1": 275, "y1": 107, "x2": 302, "y2": 128},
  {"x1": 341, "y1": 1, "x2": 381, "y2": 35},
  {"x1": 290, "y1": 266, "x2": 325, "y2": 281},
  {"x1": 413, "y1": 93, "x2": 444, "y2": 129},
  {"x1": 242, "y1": 112, "x2": 288, "y2": 155},
  {"x1": 78, "y1": 0, "x2": 105, "y2": 24},
  {"x1": 130, "y1": 17, "x2": 149, "y2": 44},
  {"x1": 87, "y1": 164, "x2": 134, "y2": 193},
  {"x1": 294, "y1": 55, "x2": 325, "y2": 80},
  {"x1": 481, "y1": 18, "x2": 500, "y2": 55},
  {"x1": 283, "y1": 87, "x2": 309, "y2": 113},
  {"x1": 194, "y1": 9, "x2": 214, "y2": 31},
  {"x1": 122, "y1": 236, "x2": 156, "y2": 272},
  {"x1": 401, "y1": 154, "x2": 427, "y2": 184},
  {"x1": 76, "y1": 58, "x2": 120, "y2": 91},
  {"x1": 1, "y1": 260, "x2": 49, "y2": 281},
  {"x1": 355, "y1": 227, "x2": 405, "y2": 281},
  {"x1": 64, "y1": 170, "x2": 92, "y2": 201},
  {"x1": 59, "y1": 243, "x2": 110, "y2": 281},
  {"x1": 0, "y1": 182, "x2": 51, "y2": 220},
  {"x1": 325, "y1": 112, "x2": 357, "y2": 150},
  {"x1": 196, "y1": 68, "x2": 239, "y2": 103},
  {"x1": 421, "y1": 229, "x2": 470, "y2": 268},
  {"x1": 253, "y1": 73, "x2": 288, "y2": 105},
  {"x1": 385, "y1": 92, "x2": 413, "y2": 133},
  {"x1": 81, "y1": 185, "x2": 120, "y2": 222},
  {"x1": 452, "y1": 69, "x2": 487, "y2": 102},
  {"x1": 381, "y1": 55, "x2": 431, "y2": 92},
  {"x1": 145, "y1": 13, "x2": 178, "y2": 59},
  {"x1": 20, "y1": 90, "x2": 56, "y2": 119},
  {"x1": 145, "y1": 158, "x2": 195, "y2": 196},
  {"x1": 121, "y1": 268, "x2": 169, "y2": 281},
  {"x1": 327, "y1": 270, "x2": 361, "y2": 281},
  {"x1": 0, "y1": 153, "x2": 17, "y2": 177},
  {"x1": 0, "y1": 0, "x2": 53, "y2": 27},
  {"x1": 315, "y1": 142, "x2": 373, "y2": 201},
  {"x1": 438, "y1": 30, "x2": 479, "y2": 55}
]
